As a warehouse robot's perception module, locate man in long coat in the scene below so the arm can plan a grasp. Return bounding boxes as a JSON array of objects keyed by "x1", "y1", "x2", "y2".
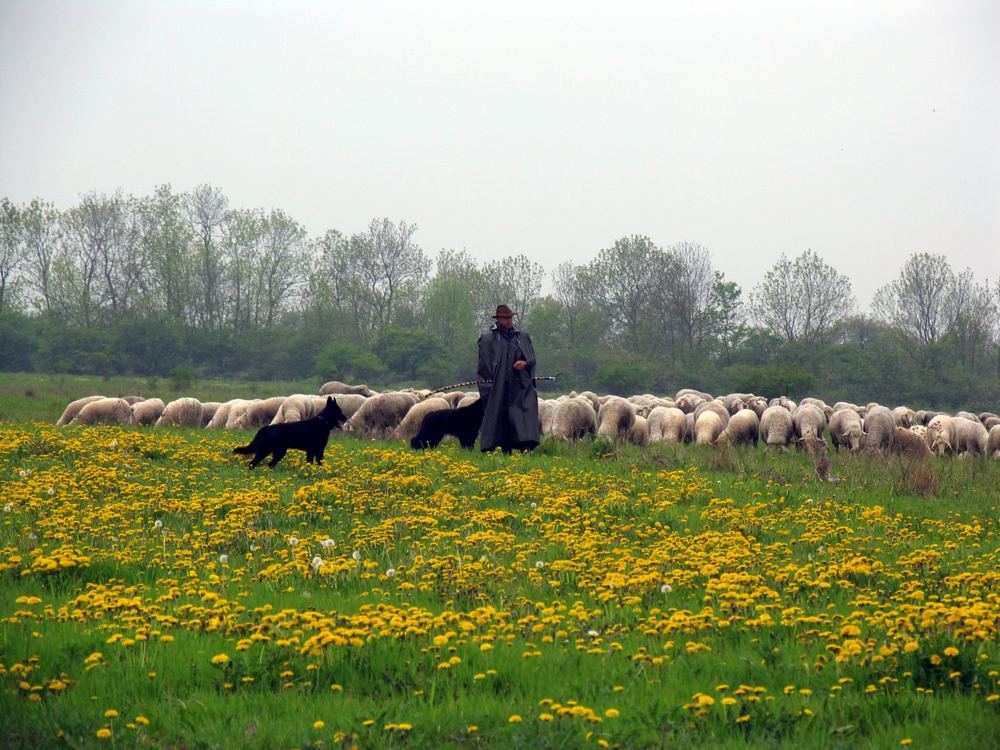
[{"x1": 477, "y1": 304, "x2": 540, "y2": 453}]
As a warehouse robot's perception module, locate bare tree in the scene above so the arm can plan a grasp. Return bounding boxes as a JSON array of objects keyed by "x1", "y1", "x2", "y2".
[
  {"x1": 477, "y1": 253, "x2": 544, "y2": 328},
  {"x1": 139, "y1": 185, "x2": 195, "y2": 321},
  {"x1": 749, "y1": 249, "x2": 855, "y2": 344},
  {"x1": 871, "y1": 252, "x2": 955, "y2": 344},
  {"x1": 663, "y1": 241, "x2": 717, "y2": 348},
  {"x1": 186, "y1": 184, "x2": 228, "y2": 329},
  {"x1": 19, "y1": 199, "x2": 61, "y2": 315},
  {"x1": 253, "y1": 208, "x2": 309, "y2": 327},
  {"x1": 0, "y1": 198, "x2": 25, "y2": 314},
  {"x1": 352, "y1": 218, "x2": 428, "y2": 337}
]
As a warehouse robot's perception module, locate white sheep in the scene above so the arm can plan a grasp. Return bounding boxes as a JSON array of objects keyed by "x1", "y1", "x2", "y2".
[
  {"x1": 862, "y1": 406, "x2": 895, "y2": 453},
  {"x1": 891, "y1": 406, "x2": 916, "y2": 428},
  {"x1": 759, "y1": 405, "x2": 794, "y2": 450},
  {"x1": 987, "y1": 424, "x2": 1000, "y2": 459},
  {"x1": 73, "y1": 397, "x2": 134, "y2": 426},
  {"x1": 713, "y1": 408, "x2": 759, "y2": 447},
  {"x1": 792, "y1": 403, "x2": 826, "y2": 442},
  {"x1": 231, "y1": 397, "x2": 287, "y2": 429},
  {"x1": 551, "y1": 398, "x2": 597, "y2": 441},
  {"x1": 829, "y1": 409, "x2": 865, "y2": 452},
  {"x1": 269, "y1": 395, "x2": 315, "y2": 425},
  {"x1": 132, "y1": 398, "x2": 165, "y2": 426},
  {"x1": 628, "y1": 415, "x2": 649, "y2": 446},
  {"x1": 538, "y1": 398, "x2": 557, "y2": 436},
  {"x1": 394, "y1": 398, "x2": 451, "y2": 441},
  {"x1": 155, "y1": 397, "x2": 204, "y2": 428},
  {"x1": 597, "y1": 397, "x2": 635, "y2": 441},
  {"x1": 57, "y1": 395, "x2": 106, "y2": 426},
  {"x1": 319, "y1": 380, "x2": 373, "y2": 397},
  {"x1": 693, "y1": 400, "x2": 730, "y2": 430},
  {"x1": 206, "y1": 400, "x2": 239, "y2": 429},
  {"x1": 646, "y1": 406, "x2": 686, "y2": 443},
  {"x1": 348, "y1": 392, "x2": 417, "y2": 437},
  {"x1": 226, "y1": 398, "x2": 260, "y2": 429},
  {"x1": 200, "y1": 402, "x2": 221, "y2": 427},
  {"x1": 694, "y1": 410, "x2": 724, "y2": 445},
  {"x1": 953, "y1": 417, "x2": 989, "y2": 457},
  {"x1": 925, "y1": 415, "x2": 956, "y2": 456},
  {"x1": 457, "y1": 393, "x2": 480, "y2": 409}
]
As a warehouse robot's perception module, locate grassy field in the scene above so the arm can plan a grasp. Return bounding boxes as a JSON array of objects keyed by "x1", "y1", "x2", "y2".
[{"x1": 1, "y1": 377, "x2": 999, "y2": 748}]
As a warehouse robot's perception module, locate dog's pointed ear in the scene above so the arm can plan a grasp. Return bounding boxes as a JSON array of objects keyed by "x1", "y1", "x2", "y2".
[{"x1": 326, "y1": 396, "x2": 334, "y2": 406}]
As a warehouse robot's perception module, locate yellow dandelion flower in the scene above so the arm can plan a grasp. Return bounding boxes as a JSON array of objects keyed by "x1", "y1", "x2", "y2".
[
  {"x1": 96, "y1": 728, "x2": 112, "y2": 739},
  {"x1": 104, "y1": 709, "x2": 118, "y2": 718},
  {"x1": 605, "y1": 708, "x2": 620, "y2": 718},
  {"x1": 900, "y1": 740, "x2": 912, "y2": 746},
  {"x1": 313, "y1": 721, "x2": 325, "y2": 730},
  {"x1": 210, "y1": 653, "x2": 230, "y2": 665},
  {"x1": 944, "y1": 647, "x2": 959, "y2": 657},
  {"x1": 508, "y1": 714, "x2": 522, "y2": 723},
  {"x1": 539, "y1": 713, "x2": 554, "y2": 721},
  {"x1": 135, "y1": 716, "x2": 149, "y2": 726}
]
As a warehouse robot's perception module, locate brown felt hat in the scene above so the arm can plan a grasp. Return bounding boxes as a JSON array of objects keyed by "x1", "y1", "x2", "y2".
[{"x1": 492, "y1": 304, "x2": 516, "y2": 318}]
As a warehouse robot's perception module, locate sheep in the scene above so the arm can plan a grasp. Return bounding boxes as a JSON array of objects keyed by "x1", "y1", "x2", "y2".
[
  {"x1": 319, "y1": 381, "x2": 373, "y2": 397},
  {"x1": 988, "y1": 425, "x2": 1000, "y2": 459},
  {"x1": 551, "y1": 398, "x2": 597, "y2": 441},
  {"x1": 888, "y1": 427, "x2": 931, "y2": 459},
  {"x1": 955, "y1": 411, "x2": 980, "y2": 424},
  {"x1": 349, "y1": 392, "x2": 416, "y2": 437},
  {"x1": 694, "y1": 410, "x2": 724, "y2": 445},
  {"x1": 693, "y1": 399, "x2": 730, "y2": 430},
  {"x1": 722, "y1": 394, "x2": 746, "y2": 415},
  {"x1": 538, "y1": 398, "x2": 557, "y2": 436},
  {"x1": 206, "y1": 399, "x2": 243, "y2": 429},
  {"x1": 953, "y1": 417, "x2": 989, "y2": 457},
  {"x1": 676, "y1": 388, "x2": 713, "y2": 402},
  {"x1": 57, "y1": 395, "x2": 106, "y2": 426},
  {"x1": 675, "y1": 394, "x2": 706, "y2": 413},
  {"x1": 985, "y1": 416, "x2": 1000, "y2": 431},
  {"x1": 647, "y1": 406, "x2": 686, "y2": 443},
  {"x1": 891, "y1": 406, "x2": 916, "y2": 428},
  {"x1": 909, "y1": 424, "x2": 928, "y2": 441},
  {"x1": 917, "y1": 410, "x2": 946, "y2": 426},
  {"x1": 73, "y1": 397, "x2": 134, "y2": 426},
  {"x1": 792, "y1": 403, "x2": 826, "y2": 442},
  {"x1": 833, "y1": 401, "x2": 864, "y2": 417},
  {"x1": 200, "y1": 402, "x2": 221, "y2": 427},
  {"x1": 684, "y1": 412, "x2": 695, "y2": 443},
  {"x1": 713, "y1": 408, "x2": 759, "y2": 447},
  {"x1": 862, "y1": 406, "x2": 895, "y2": 453},
  {"x1": 225, "y1": 398, "x2": 261, "y2": 429},
  {"x1": 270, "y1": 395, "x2": 317, "y2": 425},
  {"x1": 393, "y1": 397, "x2": 452, "y2": 441},
  {"x1": 155, "y1": 397, "x2": 204, "y2": 428},
  {"x1": 628, "y1": 415, "x2": 649, "y2": 446},
  {"x1": 597, "y1": 397, "x2": 635, "y2": 441},
  {"x1": 575, "y1": 391, "x2": 601, "y2": 412},
  {"x1": 440, "y1": 391, "x2": 467, "y2": 408},
  {"x1": 829, "y1": 409, "x2": 865, "y2": 452},
  {"x1": 979, "y1": 412, "x2": 999, "y2": 427},
  {"x1": 230, "y1": 397, "x2": 287, "y2": 430},
  {"x1": 457, "y1": 393, "x2": 480, "y2": 409},
  {"x1": 759, "y1": 405, "x2": 794, "y2": 450},
  {"x1": 132, "y1": 397, "x2": 165, "y2": 426},
  {"x1": 768, "y1": 396, "x2": 797, "y2": 412},
  {"x1": 327, "y1": 393, "x2": 367, "y2": 420},
  {"x1": 925, "y1": 415, "x2": 956, "y2": 456},
  {"x1": 745, "y1": 396, "x2": 770, "y2": 417}
]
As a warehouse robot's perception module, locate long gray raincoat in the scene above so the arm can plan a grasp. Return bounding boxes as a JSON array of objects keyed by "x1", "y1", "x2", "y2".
[{"x1": 477, "y1": 324, "x2": 540, "y2": 453}]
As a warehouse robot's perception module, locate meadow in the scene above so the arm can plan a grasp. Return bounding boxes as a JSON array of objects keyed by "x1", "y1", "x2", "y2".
[{"x1": 1, "y1": 378, "x2": 999, "y2": 748}]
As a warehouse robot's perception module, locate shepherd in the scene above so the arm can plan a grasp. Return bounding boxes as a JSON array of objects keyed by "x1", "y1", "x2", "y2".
[{"x1": 477, "y1": 304, "x2": 540, "y2": 454}]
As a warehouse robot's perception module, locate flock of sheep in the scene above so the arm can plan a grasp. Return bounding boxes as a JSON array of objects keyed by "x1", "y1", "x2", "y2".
[{"x1": 55, "y1": 381, "x2": 1000, "y2": 461}]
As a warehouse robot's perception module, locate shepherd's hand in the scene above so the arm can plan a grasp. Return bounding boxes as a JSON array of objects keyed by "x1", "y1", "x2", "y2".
[{"x1": 513, "y1": 360, "x2": 527, "y2": 371}]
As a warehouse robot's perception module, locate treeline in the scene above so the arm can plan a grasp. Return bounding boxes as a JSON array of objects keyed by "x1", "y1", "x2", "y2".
[{"x1": 1, "y1": 186, "x2": 998, "y2": 410}]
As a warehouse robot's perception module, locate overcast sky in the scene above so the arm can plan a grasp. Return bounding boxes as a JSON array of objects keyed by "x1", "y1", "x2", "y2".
[{"x1": 1, "y1": 0, "x2": 997, "y2": 306}]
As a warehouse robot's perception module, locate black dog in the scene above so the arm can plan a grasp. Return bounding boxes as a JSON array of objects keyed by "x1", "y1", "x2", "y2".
[
  {"x1": 411, "y1": 399, "x2": 484, "y2": 450},
  {"x1": 233, "y1": 396, "x2": 347, "y2": 468}
]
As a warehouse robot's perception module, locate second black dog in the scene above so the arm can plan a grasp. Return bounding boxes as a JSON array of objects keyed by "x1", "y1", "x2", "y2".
[
  {"x1": 410, "y1": 399, "x2": 484, "y2": 450},
  {"x1": 233, "y1": 396, "x2": 347, "y2": 468}
]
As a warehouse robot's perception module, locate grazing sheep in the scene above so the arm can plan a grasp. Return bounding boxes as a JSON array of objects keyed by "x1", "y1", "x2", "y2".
[
  {"x1": 768, "y1": 396, "x2": 797, "y2": 412},
  {"x1": 796, "y1": 435, "x2": 830, "y2": 481},
  {"x1": 684, "y1": 412, "x2": 696, "y2": 443},
  {"x1": 440, "y1": 391, "x2": 466, "y2": 408},
  {"x1": 833, "y1": 401, "x2": 864, "y2": 417},
  {"x1": 722, "y1": 394, "x2": 747, "y2": 415},
  {"x1": 694, "y1": 399, "x2": 730, "y2": 430},
  {"x1": 457, "y1": 393, "x2": 480, "y2": 409},
  {"x1": 74, "y1": 397, "x2": 134, "y2": 426},
  {"x1": 792, "y1": 403, "x2": 826, "y2": 442},
  {"x1": 925, "y1": 415, "x2": 956, "y2": 456},
  {"x1": 551, "y1": 398, "x2": 597, "y2": 441},
  {"x1": 675, "y1": 394, "x2": 706, "y2": 413},
  {"x1": 538, "y1": 398, "x2": 557, "y2": 436},
  {"x1": 628, "y1": 415, "x2": 649, "y2": 446},
  {"x1": 348, "y1": 392, "x2": 416, "y2": 437},
  {"x1": 155, "y1": 397, "x2": 204, "y2": 428},
  {"x1": 978, "y1": 412, "x2": 998, "y2": 427},
  {"x1": 132, "y1": 397, "x2": 165, "y2": 426},
  {"x1": 597, "y1": 397, "x2": 635, "y2": 440},
  {"x1": 953, "y1": 417, "x2": 989, "y2": 457},
  {"x1": 888, "y1": 427, "x2": 931, "y2": 459},
  {"x1": 676, "y1": 388, "x2": 713, "y2": 402},
  {"x1": 713, "y1": 408, "x2": 759, "y2": 447},
  {"x1": 955, "y1": 411, "x2": 980, "y2": 423},
  {"x1": 647, "y1": 406, "x2": 686, "y2": 443},
  {"x1": 909, "y1": 424, "x2": 928, "y2": 441},
  {"x1": 985, "y1": 416, "x2": 1000, "y2": 431},
  {"x1": 829, "y1": 409, "x2": 865, "y2": 452},
  {"x1": 759, "y1": 405, "x2": 794, "y2": 450},
  {"x1": 694, "y1": 410, "x2": 724, "y2": 445},
  {"x1": 798, "y1": 397, "x2": 834, "y2": 421},
  {"x1": 57, "y1": 395, "x2": 106, "y2": 426},
  {"x1": 201, "y1": 402, "x2": 221, "y2": 427},
  {"x1": 745, "y1": 396, "x2": 770, "y2": 417},
  {"x1": 988, "y1": 425, "x2": 1000, "y2": 459},
  {"x1": 319, "y1": 381, "x2": 373, "y2": 397},
  {"x1": 232, "y1": 397, "x2": 288, "y2": 430},
  {"x1": 224, "y1": 399, "x2": 260, "y2": 429},
  {"x1": 862, "y1": 406, "x2": 895, "y2": 453},
  {"x1": 326, "y1": 393, "x2": 366, "y2": 420},
  {"x1": 891, "y1": 406, "x2": 916, "y2": 428},
  {"x1": 206, "y1": 399, "x2": 242, "y2": 429},
  {"x1": 917, "y1": 410, "x2": 946, "y2": 426},
  {"x1": 394, "y1": 398, "x2": 451, "y2": 441},
  {"x1": 270, "y1": 395, "x2": 317, "y2": 425}
]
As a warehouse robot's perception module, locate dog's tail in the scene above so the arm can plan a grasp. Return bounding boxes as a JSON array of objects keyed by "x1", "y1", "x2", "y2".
[{"x1": 232, "y1": 443, "x2": 254, "y2": 455}]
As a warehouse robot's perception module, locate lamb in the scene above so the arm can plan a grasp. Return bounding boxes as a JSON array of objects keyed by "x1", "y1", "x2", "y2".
[
  {"x1": 646, "y1": 406, "x2": 686, "y2": 443},
  {"x1": 862, "y1": 406, "x2": 895, "y2": 453},
  {"x1": 551, "y1": 398, "x2": 597, "y2": 441},
  {"x1": 792, "y1": 403, "x2": 826, "y2": 442},
  {"x1": 319, "y1": 381, "x2": 373, "y2": 397},
  {"x1": 57, "y1": 395, "x2": 106, "y2": 426},
  {"x1": 759, "y1": 405, "x2": 794, "y2": 450},
  {"x1": 628, "y1": 415, "x2": 649, "y2": 446},
  {"x1": 988, "y1": 424, "x2": 1000, "y2": 459},
  {"x1": 597, "y1": 397, "x2": 635, "y2": 440},
  {"x1": 925, "y1": 415, "x2": 956, "y2": 456},
  {"x1": 394, "y1": 397, "x2": 451, "y2": 441},
  {"x1": 231, "y1": 397, "x2": 287, "y2": 430},
  {"x1": 73, "y1": 397, "x2": 134, "y2": 426},
  {"x1": 953, "y1": 417, "x2": 989, "y2": 457},
  {"x1": 888, "y1": 427, "x2": 931, "y2": 459},
  {"x1": 713, "y1": 408, "x2": 759, "y2": 447},
  {"x1": 132, "y1": 397, "x2": 165, "y2": 426},
  {"x1": 348, "y1": 392, "x2": 416, "y2": 437},
  {"x1": 155, "y1": 397, "x2": 204, "y2": 428},
  {"x1": 829, "y1": 409, "x2": 865, "y2": 452},
  {"x1": 694, "y1": 410, "x2": 724, "y2": 445}
]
